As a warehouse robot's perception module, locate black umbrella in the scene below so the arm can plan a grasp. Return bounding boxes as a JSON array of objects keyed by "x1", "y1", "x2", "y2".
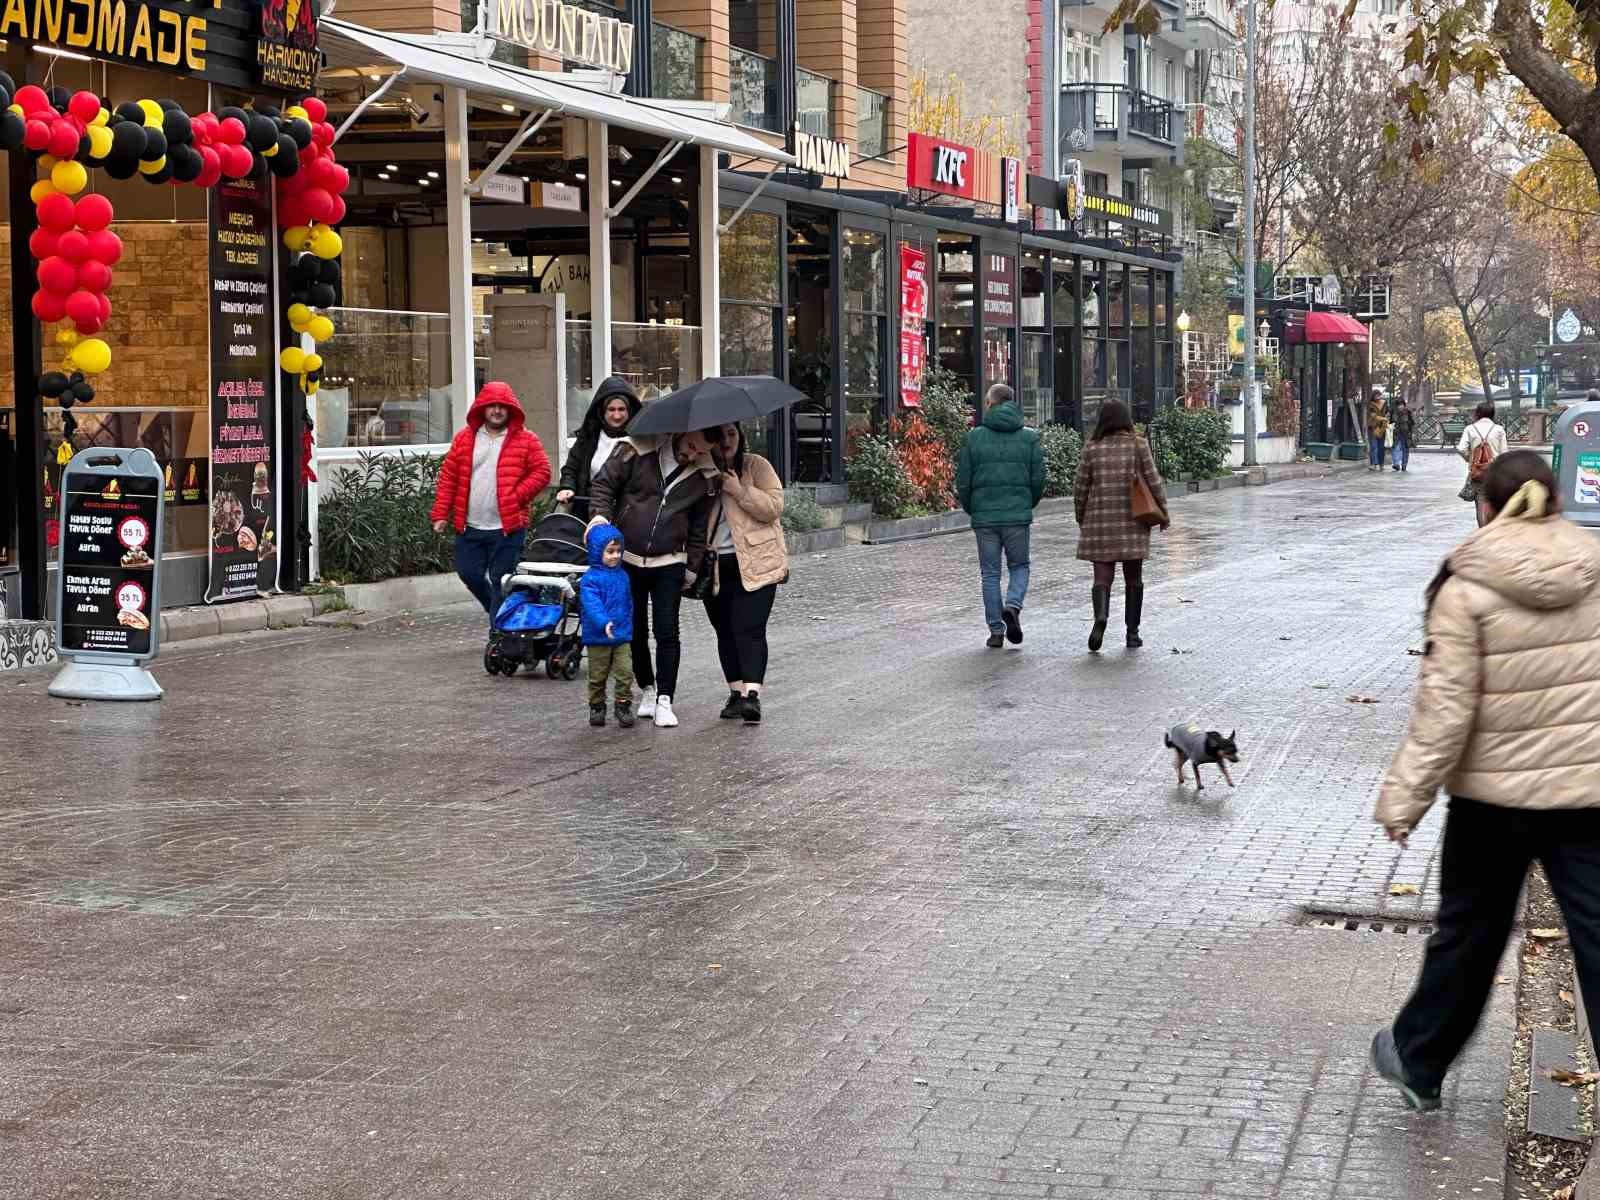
[{"x1": 626, "y1": 375, "x2": 807, "y2": 436}]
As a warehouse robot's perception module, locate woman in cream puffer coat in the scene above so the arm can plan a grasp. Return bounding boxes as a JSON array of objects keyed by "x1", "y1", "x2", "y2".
[{"x1": 1370, "y1": 450, "x2": 1600, "y2": 1113}]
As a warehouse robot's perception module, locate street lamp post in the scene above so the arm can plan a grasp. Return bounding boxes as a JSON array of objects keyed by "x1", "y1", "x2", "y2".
[{"x1": 1241, "y1": 0, "x2": 1259, "y2": 466}]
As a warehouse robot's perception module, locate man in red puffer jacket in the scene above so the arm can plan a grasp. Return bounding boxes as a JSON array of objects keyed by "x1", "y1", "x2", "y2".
[{"x1": 430, "y1": 381, "x2": 552, "y2": 615}]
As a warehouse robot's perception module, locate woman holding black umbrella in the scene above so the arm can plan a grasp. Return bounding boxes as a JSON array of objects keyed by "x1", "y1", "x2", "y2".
[
  {"x1": 701, "y1": 423, "x2": 786, "y2": 725},
  {"x1": 589, "y1": 428, "x2": 721, "y2": 729}
]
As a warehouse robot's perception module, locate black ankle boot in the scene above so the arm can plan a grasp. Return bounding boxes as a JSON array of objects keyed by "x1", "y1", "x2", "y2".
[
  {"x1": 1088, "y1": 586, "x2": 1110, "y2": 652},
  {"x1": 741, "y1": 692, "x2": 762, "y2": 724},
  {"x1": 1126, "y1": 584, "x2": 1145, "y2": 648},
  {"x1": 720, "y1": 690, "x2": 744, "y2": 720},
  {"x1": 589, "y1": 703, "x2": 606, "y2": 727}
]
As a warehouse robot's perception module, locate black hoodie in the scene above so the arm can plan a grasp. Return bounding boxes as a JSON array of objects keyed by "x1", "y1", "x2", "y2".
[{"x1": 559, "y1": 376, "x2": 642, "y2": 519}]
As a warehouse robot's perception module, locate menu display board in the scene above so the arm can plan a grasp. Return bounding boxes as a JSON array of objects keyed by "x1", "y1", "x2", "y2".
[
  {"x1": 57, "y1": 455, "x2": 162, "y2": 659},
  {"x1": 899, "y1": 245, "x2": 928, "y2": 408},
  {"x1": 206, "y1": 174, "x2": 279, "y2": 603}
]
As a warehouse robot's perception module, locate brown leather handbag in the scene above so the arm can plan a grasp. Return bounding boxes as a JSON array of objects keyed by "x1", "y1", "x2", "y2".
[{"x1": 1130, "y1": 441, "x2": 1166, "y2": 528}]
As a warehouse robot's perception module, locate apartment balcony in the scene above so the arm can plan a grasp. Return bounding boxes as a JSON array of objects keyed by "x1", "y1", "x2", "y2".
[
  {"x1": 729, "y1": 46, "x2": 781, "y2": 133},
  {"x1": 1059, "y1": 85, "x2": 1184, "y2": 166},
  {"x1": 1171, "y1": 0, "x2": 1238, "y2": 50}
]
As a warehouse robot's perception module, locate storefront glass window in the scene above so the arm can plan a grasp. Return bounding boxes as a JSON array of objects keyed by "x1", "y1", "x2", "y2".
[
  {"x1": 1021, "y1": 334, "x2": 1050, "y2": 426},
  {"x1": 936, "y1": 234, "x2": 976, "y2": 394},
  {"x1": 720, "y1": 207, "x2": 782, "y2": 461},
  {"x1": 1081, "y1": 259, "x2": 1109, "y2": 432},
  {"x1": 1022, "y1": 251, "x2": 1047, "y2": 331},
  {"x1": 843, "y1": 227, "x2": 888, "y2": 443},
  {"x1": 1131, "y1": 272, "x2": 1151, "y2": 327}
]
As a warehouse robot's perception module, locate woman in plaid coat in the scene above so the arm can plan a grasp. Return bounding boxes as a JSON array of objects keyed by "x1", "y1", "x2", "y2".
[{"x1": 1073, "y1": 401, "x2": 1169, "y2": 651}]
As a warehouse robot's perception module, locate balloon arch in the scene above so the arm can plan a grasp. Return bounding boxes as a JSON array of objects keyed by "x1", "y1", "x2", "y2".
[{"x1": 0, "y1": 73, "x2": 349, "y2": 436}]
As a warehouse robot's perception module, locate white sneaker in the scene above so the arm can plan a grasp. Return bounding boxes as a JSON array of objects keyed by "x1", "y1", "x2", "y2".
[
  {"x1": 653, "y1": 695, "x2": 678, "y2": 728},
  {"x1": 637, "y1": 687, "x2": 657, "y2": 718}
]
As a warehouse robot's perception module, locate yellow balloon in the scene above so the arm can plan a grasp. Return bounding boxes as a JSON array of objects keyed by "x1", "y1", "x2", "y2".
[
  {"x1": 73, "y1": 338, "x2": 111, "y2": 375},
  {"x1": 262, "y1": 140, "x2": 279, "y2": 157},
  {"x1": 38, "y1": 154, "x2": 56, "y2": 171},
  {"x1": 90, "y1": 108, "x2": 109, "y2": 127},
  {"x1": 7, "y1": 103, "x2": 21, "y2": 117},
  {"x1": 306, "y1": 380, "x2": 320, "y2": 396},
  {"x1": 302, "y1": 353, "x2": 323, "y2": 373},
  {"x1": 286, "y1": 302, "x2": 312, "y2": 327},
  {"x1": 138, "y1": 155, "x2": 167, "y2": 175},
  {"x1": 86, "y1": 125, "x2": 113, "y2": 159},
  {"x1": 62, "y1": 353, "x2": 76, "y2": 372},
  {"x1": 51, "y1": 161, "x2": 88, "y2": 196},
  {"x1": 286, "y1": 105, "x2": 308, "y2": 121},
  {"x1": 279, "y1": 347, "x2": 306, "y2": 374},
  {"x1": 55, "y1": 329, "x2": 80, "y2": 348},
  {"x1": 307, "y1": 316, "x2": 334, "y2": 343},
  {"x1": 138, "y1": 99, "x2": 163, "y2": 127},
  {"x1": 29, "y1": 180, "x2": 57, "y2": 204},
  {"x1": 282, "y1": 225, "x2": 312, "y2": 252},
  {"x1": 310, "y1": 227, "x2": 343, "y2": 260}
]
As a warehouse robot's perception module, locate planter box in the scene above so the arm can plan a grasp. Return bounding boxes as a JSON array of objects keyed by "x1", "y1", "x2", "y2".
[
  {"x1": 1229, "y1": 434, "x2": 1298, "y2": 467},
  {"x1": 863, "y1": 509, "x2": 971, "y2": 544},
  {"x1": 1305, "y1": 442, "x2": 1334, "y2": 462},
  {"x1": 785, "y1": 527, "x2": 847, "y2": 556},
  {"x1": 1336, "y1": 442, "x2": 1366, "y2": 461}
]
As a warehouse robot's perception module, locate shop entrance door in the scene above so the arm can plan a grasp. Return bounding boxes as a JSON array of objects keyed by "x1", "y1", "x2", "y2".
[{"x1": 786, "y1": 206, "x2": 835, "y2": 483}]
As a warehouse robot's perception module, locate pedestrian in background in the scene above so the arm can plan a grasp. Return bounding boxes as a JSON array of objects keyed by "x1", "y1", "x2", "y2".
[
  {"x1": 1391, "y1": 396, "x2": 1415, "y2": 473},
  {"x1": 579, "y1": 521, "x2": 636, "y2": 729},
  {"x1": 430, "y1": 381, "x2": 552, "y2": 616},
  {"x1": 701, "y1": 423, "x2": 786, "y2": 724},
  {"x1": 1074, "y1": 400, "x2": 1168, "y2": 652},
  {"x1": 956, "y1": 384, "x2": 1045, "y2": 649},
  {"x1": 1371, "y1": 450, "x2": 1600, "y2": 1111},
  {"x1": 556, "y1": 376, "x2": 641, "y2": 521},
  {"x1": 1367, "y1": 389, "x2": 1390, "y2": 472},
  {"x1": 589, "y1": 428, "x2": 720, "y2": 729},
  {"x1": 1458, "y1": 400, "x2": 1508, "y2": 527}
]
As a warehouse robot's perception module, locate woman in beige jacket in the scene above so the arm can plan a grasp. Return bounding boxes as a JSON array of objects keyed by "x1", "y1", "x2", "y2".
[
  {"x1": 702, "y1": 423, "x2": 787, "y2": 724},
  {"x1": 1370, "y1": 450, "x2": 1600, "y2": 1113}
]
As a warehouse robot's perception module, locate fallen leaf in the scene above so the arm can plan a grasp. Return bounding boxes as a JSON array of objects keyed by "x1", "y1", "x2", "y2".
[
  {"x1": 1177, "y1": 597, "x2": 1196, "y2": 604},
  {"x1": 1170, "y1": 648, "x2": 1193, "y2": 655},
  {"x1": 1406, "y1": 648, "x2": 1424, "y2": 656},
  {"x1": 913, "y1": 1077, "x2": 929, "y2": 1086},
  {"x1": 706, "y1": 963, "x2": 722, "y2": 970},
  {"x1": 1347, "y1": 694, "x2": 1380, "y2": 704},
  {"x1": 1547, "y1": 1068, "x2": 1599, "y2": 1087},
  {"x1": 1390, "y1": 883, "x2": 1421, "y2": 896},
  {"x1": 1311, "y1": 683, "x2": 1331, "y2": 690},
  {"x1": 1530, "y1": 928, "x2": 1568, "y2": 941},
  {"x1": 1277, "y1": 636, "x2": 1293, "y2": 641},
  {"x1": 1562, "y1": 990, "x2": 1575, "y2": 1008}
]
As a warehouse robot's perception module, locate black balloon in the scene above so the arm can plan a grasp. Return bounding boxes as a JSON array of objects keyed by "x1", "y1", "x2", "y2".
[
  {"x1": 158, "y1": 98, "x2": 182, "y2": 111},
  {"x1": 0, "y1": 70, "x2": 15, "y2": 99},
  {"x1": 110, "y1": 121, "x2": 145, "y2": 159},
  {"x1": 143, "y1": 159, "x2": 174, "y2": 184},
  {"x1": 248, "y1": 153, "x2": 269, "y2": 182},
  {"x1": 45, "y1": 85, "x2": 69, "y2": 112},
  {"x1": 289, "y1": 288, "x2": 311, "y2": 307},
  {"x1": 114, "y1": 101, "x2": 144, "y2": 125},
  {"x1": 73, "y1": 383, "x2": 95, "y2": 403},
  {"x1": 140, "y1": 126, "x2": 167, "y2": 161},
  {"x1": 292, "y1": 255, "x2": 320, "y2": 284},
  {"x1": 38, "y1": 372, "x2": 68, "y2": 397},
  {"x1": 319, "y1": 258, "x2": 342, "y2": 285},
  {"x1": 77, "y1": 133, "x2": 91, "y2": 160},
  {"x1": 256, "y1": 102, "x2": 282, "y2": 119},
  {"x1": 170, "y1": 145, "x2": 203, "y2": 183},
  {"x1": 163, "y1": 109, "x2": 193, "y2": 145},
  {"x1": 268, "y1": 133, "x2": 300, "y2": 176},
  {"x1": 0, "y1": 111, "x2": 23, "y2": 151},
  {"x1": 218, "y1": 105, "x2": 248, "y2": 126},
  {"x1": 103, "y1": 154, "x2": 139, "y2": 181},
  {"x1": 245, "y1": 114, "x2": 276, "y2": 151},
  {"x1": 309, "y1": 283, "x2": 337, "y2": 309},
  {"x1": 286, "y1": 118, "x2": 313, "y2": 149}
]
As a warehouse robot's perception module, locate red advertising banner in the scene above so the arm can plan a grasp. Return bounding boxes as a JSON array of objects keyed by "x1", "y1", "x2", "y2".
[{"x1": 899, "y1": 245, "x2": 928, "y2": 408}]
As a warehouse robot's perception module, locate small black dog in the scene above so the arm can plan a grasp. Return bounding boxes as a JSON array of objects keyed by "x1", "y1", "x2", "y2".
[{"x1": 1165, "y1": 723, "x2": 1240, "y2": 791}]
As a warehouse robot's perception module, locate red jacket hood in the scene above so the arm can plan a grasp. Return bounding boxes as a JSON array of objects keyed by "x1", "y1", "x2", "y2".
[{"x1": 466, "y1": 382, "x2": 526, "y2": 433}]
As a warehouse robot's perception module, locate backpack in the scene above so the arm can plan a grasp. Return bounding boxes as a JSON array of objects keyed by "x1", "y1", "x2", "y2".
[{"x1": 1467, "y1": 426, "x2": 1494, "y2": 482}]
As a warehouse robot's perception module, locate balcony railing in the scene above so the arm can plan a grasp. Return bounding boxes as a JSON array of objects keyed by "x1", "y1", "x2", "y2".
[
  {"x1": 856, "y1": 86, "x2": 888, "y2": 160},
  {"x1": 650, "y1": 21, "x2": 702, "y2": 100},
  {"x1": 1059, "y1": 84, "x2": 1182, "y2": 157},
  {"x1": 1129, "y1": 90, "x2": 1175, "y2": 142},
  {"x1": 796, "y1": 67, "x2": 833, "y2": 138},
  {"x1": 728, "y1": 46, "x2": 780, "y2": 132}
]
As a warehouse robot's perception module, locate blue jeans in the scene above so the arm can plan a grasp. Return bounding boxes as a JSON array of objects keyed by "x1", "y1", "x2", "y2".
[
  {"x1": 975, "y1": 525, "x2": 1030, "y2": 634},
  {"x1": 1392, "y1": 435, "x2": 1410, "y2": 470},
  {"x1": 455, "y1": 526, "x2": 525, "y2": 616},
  {"x1": 1369, "y1": 436, "x2": 1385, "y2": 466}
]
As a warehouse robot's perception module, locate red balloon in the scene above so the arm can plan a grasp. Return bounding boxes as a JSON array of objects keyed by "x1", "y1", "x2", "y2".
[
  {"x1": 68, "y1": 91, "x2": 101, "y2": 124},
  {"x1": 28, "y1": 228, "x2": 59, "y2": 259},
  {"x1": 86, "y1": 229, "x2": 123, "y2": 266},
  {"x1": 302, "y1": 96, "x2": 328, "y2": 122},
  {"x1": 76, "y1": 260, "x2": 113, "y2": 293},
  {"x1": 218, "y1": 116, "x2": 246, "y2": 145},
  {"x1": 277, "y1": 167, "x2": 309, "y2": 195},
  {"x1": 57, "y1": 231, "x2": 90, "y2": 263},
  {"x1": 65, "y1": 290, "x2": 100, "y2": 330},
  {"x1": 327, "y1": 163, "x2": 350, "y2": 194},
  {"x1": 74, "y1": 193, "x2": 113, "y2": 232},
  {"x1": 72, "y1": 314, "x2": 104, "y2": 335},
  {"x1": 309, "y1": 157, "x2": 338, "y2": 189},
  {"x1": 23, "y1": 119, "x2": 50, "y2": 151},
  {"x1": 37, "y1": 256, "x2": 77, "y2": 294},
  {"x1": 227, "y1": 144, "x2": 256, "y2": 178},
  {"x1": 30, "y1": 290, "x2": 66, "y2": 322},
  {"x1": 301, "y1": 187, "x2": 334, "y2": 222},
  {"x1": 195, "y1": 159, "x2": 223, "y2": 190},
  {"x1": 97, "y1": 292, "x2": 112, "y2": 322},
  {"x1": 275, "y1": 198, "x2": 306, "y2": 229},
  {"x1": 47, "y1": 120, "x2": 80, "y2": 160},
  {"x1": 313, "y1": 121, "x2": 335, "y2": 147},
  {"x1": 36, "y1": 192, "x2": 77, "y2": 233},
  {"x1": 327, "y1": 195, "x2": 347, "y2": 224},
  {"x1": 15, "y1": 85, "x2": 51, "y2": 115}
]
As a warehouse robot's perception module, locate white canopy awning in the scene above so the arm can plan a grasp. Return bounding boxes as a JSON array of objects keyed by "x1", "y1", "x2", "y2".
[{"x1": 319, "y1": 18, "x2": 794, "y2": 165}]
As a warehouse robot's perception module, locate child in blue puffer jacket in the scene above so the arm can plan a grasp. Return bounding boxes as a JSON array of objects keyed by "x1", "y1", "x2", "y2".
[{"x1": 579, "y1": 522, "x2": 635, "y2": 728}]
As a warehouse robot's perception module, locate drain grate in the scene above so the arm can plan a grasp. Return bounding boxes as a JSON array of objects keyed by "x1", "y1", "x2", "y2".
[{"x1": 1299, "y1": 910, "x2": 1434, "y2": 936}]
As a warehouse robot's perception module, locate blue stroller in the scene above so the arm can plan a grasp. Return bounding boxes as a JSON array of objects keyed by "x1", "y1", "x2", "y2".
[{"x1": 484, "y1": 509, "x2": 588, "y2": 678}]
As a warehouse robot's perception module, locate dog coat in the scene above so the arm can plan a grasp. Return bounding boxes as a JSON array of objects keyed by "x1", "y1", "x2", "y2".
[{"x1": 1167, "y1": 723, "x2": 1215, "y2": 763}]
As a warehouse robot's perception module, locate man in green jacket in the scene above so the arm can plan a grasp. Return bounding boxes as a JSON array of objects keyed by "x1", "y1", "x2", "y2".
[{"x1": 956, "y1": 384, "x2": 1046, "y2": 648}]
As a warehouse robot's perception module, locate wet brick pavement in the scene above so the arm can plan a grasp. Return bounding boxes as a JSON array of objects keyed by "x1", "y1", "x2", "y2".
[{"x1": 0, "y1": 451, "x2": 1512, "y2": 1199}]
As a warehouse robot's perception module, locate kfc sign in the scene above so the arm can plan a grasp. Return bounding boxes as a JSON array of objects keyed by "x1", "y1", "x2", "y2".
[{"x1": 908, "y1": 132, "x2": 978, "y2": 199}]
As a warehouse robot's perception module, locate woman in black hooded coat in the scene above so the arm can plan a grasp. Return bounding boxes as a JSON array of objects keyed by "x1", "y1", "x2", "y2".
[{"x1": 556, "y1": 376, "x2": 642, "y2": 519}]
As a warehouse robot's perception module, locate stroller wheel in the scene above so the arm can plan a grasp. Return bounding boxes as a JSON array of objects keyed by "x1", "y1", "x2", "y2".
[
  {"x1": 546, "y1": 652, "x2": 563, "y2": 678},
  {"x1": 483, "y1": 646, "x2": 502, "y2": 676},
  {"x1": 562, "y1": 653, "x2": 581, "y2": 681},
  {"x1": 501, "y1": 659, "x2": 519, "y2": 676}
]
